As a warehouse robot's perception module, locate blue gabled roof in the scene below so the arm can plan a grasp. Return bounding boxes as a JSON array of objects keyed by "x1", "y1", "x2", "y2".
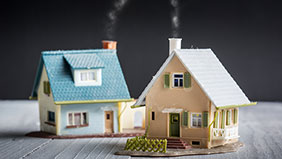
[
  {"x1": 64, "y1": 54, "x2": 104, "y2": 69},
  {"x1": 31, "y1": 49, "x2": 131, "y2": 103}
]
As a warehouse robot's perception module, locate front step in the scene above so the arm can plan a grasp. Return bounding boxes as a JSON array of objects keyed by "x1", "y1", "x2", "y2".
[{"x1": 165, "y1": 138, "x2": 192, "y2": 149}]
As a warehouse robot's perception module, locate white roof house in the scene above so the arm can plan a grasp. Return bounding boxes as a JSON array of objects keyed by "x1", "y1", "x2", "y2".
[{"x1": 134, "y1": 39, "x2": 256, "y2": 109}]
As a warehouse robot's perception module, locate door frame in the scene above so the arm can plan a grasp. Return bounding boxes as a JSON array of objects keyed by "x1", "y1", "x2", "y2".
[
  {"x1": 104, "y1": 111, "x2": 114, "y2": 133},
  {"x1": 169, "y1": 113, "x2": 180, "y2": 137}
]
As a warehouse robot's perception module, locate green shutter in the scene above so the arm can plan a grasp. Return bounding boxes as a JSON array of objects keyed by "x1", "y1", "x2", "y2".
[
  {"x1": 164, "y1": 73, "x2": 170, "y2": 88},
  {"x1": 44, "y1": 81, "x2": 50, "y2": 95},
  {"x1": 226, "y1": 110, "x2": 231, "y2": 125},
  {"x1": 202, "y1": 111, "x2": 209, "y2": 128},
  {"x1": 184, "y1": 72, "x2": 191, "y2": 88},
  {"x1": 234, "y1": 109, "x2": 238, "y2": 124},
  {"x1": 214, "y1": 112, "x2": 218, "y2": 128},
  {"x1": 221, "y1": 110, "x2": 225, "y2": 128},
  {"x1": 182, "y1": 111, "x2": 189, "y2": 126}
]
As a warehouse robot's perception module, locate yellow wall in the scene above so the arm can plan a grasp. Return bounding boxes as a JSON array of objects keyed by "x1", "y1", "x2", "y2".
[
  {"x1": 38, "y1": 66, "x2": 60, "y2": 135},
  {"x1": 145, "y1": 55, "x2": 210, "y2": 147},
  {"x1": 119, "y1": 100, "x2": 145, "y2": 132}
]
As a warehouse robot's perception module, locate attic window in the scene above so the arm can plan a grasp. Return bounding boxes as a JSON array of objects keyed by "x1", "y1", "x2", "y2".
[
  {"x1": 80, "y1": 71, "x2": 96, "y2": 81},
  {"x1": 75, "y1": 69, "x2": 102, "y2": 86},
  {"x1": 173, "y1": 73, "x2": 183, "y2": 87}
]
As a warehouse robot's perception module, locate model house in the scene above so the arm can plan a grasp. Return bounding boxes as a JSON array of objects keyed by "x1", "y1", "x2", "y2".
[
  {"x1": 133, "y1": 38, "x2": 256, "y2": 148},
  {"x1": 30, "y1": 41, "x2": 142, "y2": 136}
]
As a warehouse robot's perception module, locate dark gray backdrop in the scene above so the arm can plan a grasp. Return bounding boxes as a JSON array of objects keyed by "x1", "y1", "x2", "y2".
[{"x1": 1, "y1": 0, "x2": 281, "y2": 101}]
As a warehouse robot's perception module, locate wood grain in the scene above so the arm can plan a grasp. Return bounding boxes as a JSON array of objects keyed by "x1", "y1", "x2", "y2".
[{"x1": 0, "y1": 101, "x2": 281, "y2": 159}]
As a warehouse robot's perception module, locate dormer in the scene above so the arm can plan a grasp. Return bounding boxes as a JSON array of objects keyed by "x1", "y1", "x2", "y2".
[{"x1": 64, "y1": 54, "x2": 104, "y2": 86}]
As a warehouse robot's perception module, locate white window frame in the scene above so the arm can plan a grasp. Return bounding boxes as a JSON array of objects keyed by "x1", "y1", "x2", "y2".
[
  {"x1": 74, "y1": 69, "x2": 102, "y2": 86},
  {"x1": 191, "y1": 112, "x2": 202, "y2": 128},
  {"x1": 172, "y1": 73, "x2": 184, "y2": 88},
  {"x1": 67, "y1": 112, "x2": 88, "y2": 126}
]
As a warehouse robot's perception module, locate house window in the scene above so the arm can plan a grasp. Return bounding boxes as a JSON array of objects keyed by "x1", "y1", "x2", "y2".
[
  {"x1": 48, "y1": 111, "x2": 55, "y2": 123},
  {"x1": 152, "y1": 112, "x2": 155, "y2": 120},
  {"x1": 74, "y1": 69, "x2": 102, "y2": 86},
  {"x1": 173, "y1": 73, "x2": 183, "y2": 87},
  {"x1": 68, "y1": 112, "x2": 88, "y2": 126},
  {"x1": 191, "y1": 113, "x2": 202, "y2": 128},
  {"x1": 80, "y1": 71, "x2": 96, "y2": 81},
  {"x1": 192, "y1": 141, "x2": 201, "y2": 146}
]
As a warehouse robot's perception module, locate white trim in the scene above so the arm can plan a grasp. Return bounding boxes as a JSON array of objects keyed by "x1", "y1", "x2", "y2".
[
  {"x1": 74, "y1": 69, "x2": 102, "y2": 86},
  {"x1": 190, "y1": 112, "x2": 202, "y2": 128},
  {"x1": 172, "y1": 73, "x2": 184, "y2": 88},
  {"x1": 67, "y1": 111, "x2": 88, "y2": 126},
  {"x1": 162, "y1": 108, "x2": 183, "y2": 113}
]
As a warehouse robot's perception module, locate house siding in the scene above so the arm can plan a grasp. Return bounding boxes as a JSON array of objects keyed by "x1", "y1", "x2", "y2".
[
  {"x1": 145, "y1": 55, "x2": 210, "y2": 148},
  {"x1": 38, "y1": 66, "x2": 57, "y2": 134},
  {"x1": 59, "y1": 103, "x2": 118, "y2": 135}
]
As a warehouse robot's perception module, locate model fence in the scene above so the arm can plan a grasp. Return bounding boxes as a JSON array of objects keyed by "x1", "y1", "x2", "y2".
[{"x1": 124, "y1": 136, "x2": 167, "y2": 153}]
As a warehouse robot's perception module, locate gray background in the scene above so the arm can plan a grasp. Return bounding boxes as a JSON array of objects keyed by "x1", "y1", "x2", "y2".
[{"x1": 1, "y1": 0, "x2": 282, "y2": 100}]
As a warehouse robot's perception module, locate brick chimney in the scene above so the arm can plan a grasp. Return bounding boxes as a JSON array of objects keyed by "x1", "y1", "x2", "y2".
[
  {"x1": 102, "y1": 40, "x2": 117, "y2": 49},
  {"x1": 169, "y1": 38, "x2": 182, "y2": 55}
]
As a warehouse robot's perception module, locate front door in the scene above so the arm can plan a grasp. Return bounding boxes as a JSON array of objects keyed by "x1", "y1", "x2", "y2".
[
  {"x1": 105, "y1": 111, "x2": 113, "y2": 133},
  {"x1": 169, "y1": 113, "x2": 180, "y2": 137}
]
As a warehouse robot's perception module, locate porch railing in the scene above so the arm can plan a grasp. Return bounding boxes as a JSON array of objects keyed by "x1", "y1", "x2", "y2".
[{"x1": 213, "y1": 126, "x2": 239, "y2": 140}]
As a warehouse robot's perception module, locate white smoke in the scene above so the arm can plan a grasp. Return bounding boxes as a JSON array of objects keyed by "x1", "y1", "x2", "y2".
[
  {"x1": 170, "y1": 0, "x2": 180, "y2": 37},
  {"x1": 106, "y1": 0, "x2": 129, "y2": 40}
]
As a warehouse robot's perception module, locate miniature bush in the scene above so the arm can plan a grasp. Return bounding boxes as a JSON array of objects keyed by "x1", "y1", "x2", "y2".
[{"x1": 124, "y1": 136, "x2": 167, "y2": 153}]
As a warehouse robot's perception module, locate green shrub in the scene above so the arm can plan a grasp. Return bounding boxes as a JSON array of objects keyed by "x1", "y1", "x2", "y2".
[{"x1": 124, "y1": 136, "x2": 167, "y2": 153}]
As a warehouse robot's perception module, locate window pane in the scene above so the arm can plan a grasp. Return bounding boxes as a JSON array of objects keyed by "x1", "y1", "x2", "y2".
[
  {"x1": 68, "y1": 113, "x2": 73, "y2": 125},
  {"x1": 174, "y1": 74, "x2": 183, "y2": 78},
  {"x1": 74, "y1": 113, "x2": 81, "y2": 125},
  {"x1": 48, "y1": 111, "x2": 55, "y2": 122},
  {"x1": 82, "y1": 112, "x2": 87, "y2": 125},
  {"x1": 88, "y1": 72, "x2": 95, "y2": 81},
  {"x1": 174, "y1": 79, "x2": 178, "y2": 87},
  {"x1": 80, "y1": 72, "x2": 87, "y2": 81},
  {"x1": 198, "y1": 119, "x2": 202, "y2": 126}
]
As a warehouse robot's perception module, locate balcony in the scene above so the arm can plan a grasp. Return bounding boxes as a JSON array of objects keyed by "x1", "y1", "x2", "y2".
[{"x1": 212, "y1": 126, "x2": 239, "y2": 140}]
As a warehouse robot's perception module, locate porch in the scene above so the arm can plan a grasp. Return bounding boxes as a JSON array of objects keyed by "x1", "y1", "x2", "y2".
[{"x1": 212, "y1": 126, "x2": 239, "y2": 140}]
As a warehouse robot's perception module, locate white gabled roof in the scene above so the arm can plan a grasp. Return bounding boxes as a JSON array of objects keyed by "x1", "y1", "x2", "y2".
[{"x1": 134, "y1": 49, "x2": 251, "y2": 108}]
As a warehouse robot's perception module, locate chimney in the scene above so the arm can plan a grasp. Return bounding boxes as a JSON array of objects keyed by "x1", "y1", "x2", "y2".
[
  {"x1": 169, "y1": 38, "x2": 182, "y2": 55},
  {"x1": 102, "y1": 40, "x2": 117, "y2": 49}
]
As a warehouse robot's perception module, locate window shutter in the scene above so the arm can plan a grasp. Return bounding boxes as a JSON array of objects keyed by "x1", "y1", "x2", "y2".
[
  {"x1": 202, "y1": 111, "x2": 209, "y2": 128},
  {"x1": 221, "y1": 110, "x2": 225, "y2": 128},
  {"x1": 44, "y1": 81, "x2": 50, "y2": 95},
  {"x1": 214, "y1": 112, "x2": 218, "y2": 128},
  {"x1": 184, "y1": 72, "x2": 191, "y2": 88},
  {"x1": 182, "y1": 111, "x2": 189, "y2": 126},
  {"x1": 234, "y1": 109, "x2": 238, "y2": 124},
  {"x1": 226, "y1": 110, "x2": 231, "y2": 125},
  {"x1": 164, "y1": 73, "x2": 170, "y2": 88}
]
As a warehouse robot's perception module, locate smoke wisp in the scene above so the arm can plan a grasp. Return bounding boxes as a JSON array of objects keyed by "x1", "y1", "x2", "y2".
[
  {"x1": 170, "y1": 0, "x2": 180, "y2": 37},
  {"x1": 105, "y1": 0, "x2": 129, "y2": 40}
]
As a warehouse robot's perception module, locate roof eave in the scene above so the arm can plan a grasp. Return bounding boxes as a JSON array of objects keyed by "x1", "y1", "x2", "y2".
[
  {"x1": 216, "y1": 102, "x2": 257, "y2": 110},
  {"x1": 54, "y1": 98, "x2": 134, "y2": 105}
]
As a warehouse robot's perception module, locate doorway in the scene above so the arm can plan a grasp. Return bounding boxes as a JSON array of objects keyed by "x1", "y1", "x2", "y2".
[
  {"x1": 105, "y1": 111, "x2": 113, "y2": 133},
  {"x1": 169, "y1": 113, "x2": 180, "y2": 137}
]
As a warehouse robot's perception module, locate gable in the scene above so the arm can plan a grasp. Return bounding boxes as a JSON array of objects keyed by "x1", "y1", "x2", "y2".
[{"x1": 134, "y1": 49, "x2": 255, "y2": 108}]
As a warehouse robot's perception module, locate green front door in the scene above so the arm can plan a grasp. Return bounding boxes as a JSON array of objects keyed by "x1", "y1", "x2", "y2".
[{"x1": 169, "y1": 113, "x2": 180, "y2": 137}]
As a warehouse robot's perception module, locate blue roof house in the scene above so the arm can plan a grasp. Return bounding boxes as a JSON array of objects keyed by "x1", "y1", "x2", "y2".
[{"x1": 30, "y1": 41, "x2": 133, "y2": 135}]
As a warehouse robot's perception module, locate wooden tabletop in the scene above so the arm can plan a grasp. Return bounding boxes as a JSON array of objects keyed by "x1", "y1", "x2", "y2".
[{"x1": 0, "y1": 100, "x2": 281, "y2": 159}]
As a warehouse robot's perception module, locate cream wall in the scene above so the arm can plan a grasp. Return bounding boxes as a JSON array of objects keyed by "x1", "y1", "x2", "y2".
[
  {"x1": 38, "y1": 66, "x2": 59, "y2": 134},
  {"x1": 145, "y1": 55, "x2": 210, "y2": 147},
  {"x1": 120, "y1": 100, "x2": 145, "y2": 132}
]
